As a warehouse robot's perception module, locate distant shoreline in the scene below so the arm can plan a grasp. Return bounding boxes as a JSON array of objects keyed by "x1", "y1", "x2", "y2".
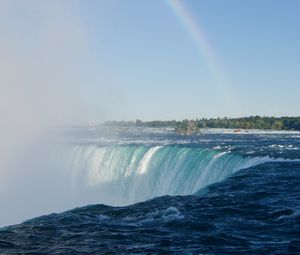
[{"x1": 103, "y1": 116, "x2": 300, "y2": 132}]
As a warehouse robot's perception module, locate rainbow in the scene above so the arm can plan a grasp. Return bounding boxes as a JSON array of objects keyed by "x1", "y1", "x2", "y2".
[{"x1": 166, "y1": 0, "x2": 229, "y2": 94}]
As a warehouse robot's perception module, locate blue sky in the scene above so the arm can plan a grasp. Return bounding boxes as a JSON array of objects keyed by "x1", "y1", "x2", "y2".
[
  {"x1": 1, "y1": 0, "x2": 300, "y2": 123},
  {"x1": 0, "y1": 1, "x2": 299, "y2": 226}
]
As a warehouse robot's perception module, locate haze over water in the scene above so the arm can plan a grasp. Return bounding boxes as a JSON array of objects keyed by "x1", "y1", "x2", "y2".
[{"x1": 0, "y1": 1, "x2": 300, "y2": 254}]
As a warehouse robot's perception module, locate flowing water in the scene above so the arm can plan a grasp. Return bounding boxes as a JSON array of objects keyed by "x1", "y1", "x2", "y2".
[{"x1": 0, "y1": 128, "x2": 300, "y2": 254}]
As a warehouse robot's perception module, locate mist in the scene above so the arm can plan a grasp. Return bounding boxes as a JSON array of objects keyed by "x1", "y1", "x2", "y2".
[{"x1": 0, "y1": 0, "x2": 101, "y2": 226}]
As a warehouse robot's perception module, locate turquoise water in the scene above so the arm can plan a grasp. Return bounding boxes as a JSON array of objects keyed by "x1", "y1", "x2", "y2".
[
  {"x1": 69, "y1": 144, "x2": 271, "y2": 205},
  {"x1": 1, "y1": 128, "x2": 300, "y2": 254}
]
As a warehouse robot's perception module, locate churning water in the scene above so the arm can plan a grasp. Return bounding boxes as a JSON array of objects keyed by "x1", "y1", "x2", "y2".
[{"x1": 1, "y1": 128, "x2": 300, "y2": 254}]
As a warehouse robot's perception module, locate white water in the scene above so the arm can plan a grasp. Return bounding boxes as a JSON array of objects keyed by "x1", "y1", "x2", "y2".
[{"x1": 68, "y1": 144, "x2": 271, "y2": 206}]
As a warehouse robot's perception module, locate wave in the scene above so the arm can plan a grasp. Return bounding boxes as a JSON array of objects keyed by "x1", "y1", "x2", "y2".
[{"x1": 68, "y1": 144, "x2": 279, "y2": 205}]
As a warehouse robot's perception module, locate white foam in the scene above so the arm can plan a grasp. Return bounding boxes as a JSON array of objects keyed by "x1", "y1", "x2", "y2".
[
  {"x1": 137, "y1": 146, "x2": 163, "y2": 174},
  {"x1": 201, "y1": 128, "x2": 300, "y2": 135},
  {"x1": 68, "y1": 144, "x2": 300, "y2": 207},
  {"x1": 162, "y1": 206, "x2": 184, "y2": 221}
]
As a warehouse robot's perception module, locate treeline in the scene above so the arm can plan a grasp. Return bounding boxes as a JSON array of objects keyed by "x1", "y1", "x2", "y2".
[{"x1": 103, "y1": 116, "x2": 300, "y2": 131}]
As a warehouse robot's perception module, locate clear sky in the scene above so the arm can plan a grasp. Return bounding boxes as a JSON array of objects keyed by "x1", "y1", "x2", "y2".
[
  {"x1": 1, "y1": 0, "x2": 300, "y2": 123},
  {"x1": 0, "y1": 0, "x2": 300, "y2": 227}
]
